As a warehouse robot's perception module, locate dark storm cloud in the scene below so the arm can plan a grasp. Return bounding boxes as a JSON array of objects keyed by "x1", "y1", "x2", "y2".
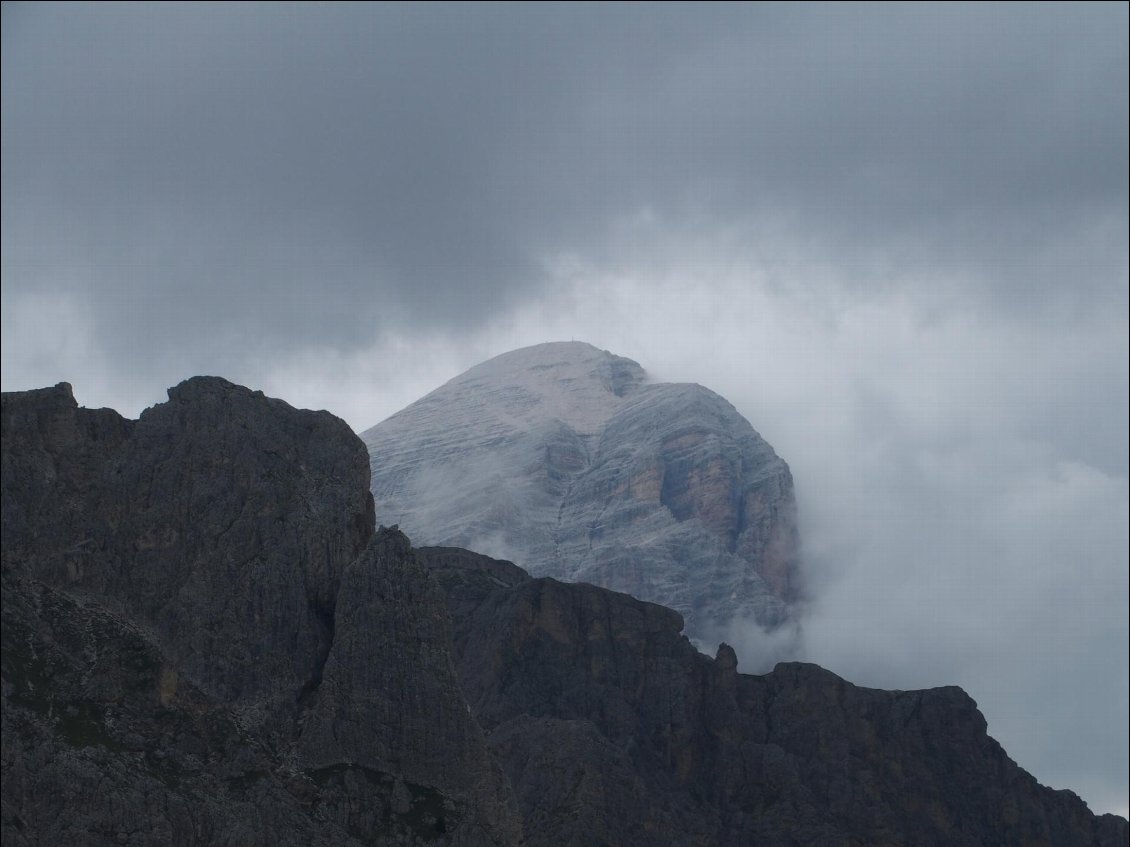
[{"x1": 3, "y1": 2, "x2": 1126, "y2": 377}]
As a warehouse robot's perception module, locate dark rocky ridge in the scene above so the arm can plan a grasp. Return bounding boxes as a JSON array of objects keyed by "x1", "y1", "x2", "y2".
[
  {"x1": 419, "y1": 546, "x2": 1128, "y2": 847},
  {"x1": 3, "y1": 379, "x2": 1125, "y2": 846},
  {"x1": 2, "y1": 380, "x2": 520, "y2": 846}
]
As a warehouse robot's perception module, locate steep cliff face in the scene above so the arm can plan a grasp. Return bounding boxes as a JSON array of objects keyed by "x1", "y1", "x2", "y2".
[
  {"x1": 297, "y1": 529, "x2": 519, "y2": 841},
  {"x1": 2, "y1": 378, "x2": 372, "y2": 735},
  {"x1": 1, "y1": 381, "x2": 520, "y2": 847},
  {"x1": 4, "y1": 378, "x2": 1124, "y2": 847},
  {"x1": 363, "y1": 342, "x2": 800, "y2": 639},
  {"x1": 420, "y1": 545, "x2": 1129, "y2": 847}
]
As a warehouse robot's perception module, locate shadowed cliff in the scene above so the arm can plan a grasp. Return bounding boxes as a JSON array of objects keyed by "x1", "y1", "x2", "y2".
[
  {"x1": 1, "y1": 380, "x2": 520, "y2": 846},
  {"x1": 420, "y1": 545, "x2": 1127, "y2": 847},
  {"x1": 2, "y1": 379, "x2": 1124, "y2": 846}
]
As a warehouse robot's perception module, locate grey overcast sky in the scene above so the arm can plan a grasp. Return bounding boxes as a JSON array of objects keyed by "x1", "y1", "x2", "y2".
[{"x1": 3, "y1": 1, "x2": 1127, "y2": 817}]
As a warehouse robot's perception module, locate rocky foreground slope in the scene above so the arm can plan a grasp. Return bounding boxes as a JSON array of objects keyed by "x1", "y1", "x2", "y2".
[
  {"x1": 2, "y1": 379, "x2": 1125, "y2": 846},
  {"x1": 363, "y1": 342, "x2": 800, "y2": 641},
  {"x1": 1, "y1": 379, "x2": 519, "y2": 846},
  {"x1": 421, "y1": 546, "x2": 1128, "y2": 846}
]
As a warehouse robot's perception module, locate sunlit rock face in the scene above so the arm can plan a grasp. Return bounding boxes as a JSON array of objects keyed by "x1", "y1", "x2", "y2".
[{"x1": 362, "y1": 341, "x2": 801, "y2": 640}]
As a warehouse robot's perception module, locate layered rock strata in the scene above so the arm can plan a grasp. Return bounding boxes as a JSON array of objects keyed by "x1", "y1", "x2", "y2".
[{"x1": 363, "y1": 341, "x2": 800, "y2": 640}]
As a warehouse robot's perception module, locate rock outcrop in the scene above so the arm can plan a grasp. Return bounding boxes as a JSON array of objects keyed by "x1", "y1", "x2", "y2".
[
  {"x1": 363, "y1": 342, "x2": 800, "y2": 641},
  {"x1": 1, "y1": 380, "x2": 520, "y2": 846},
  {"x1": 420, "y1": 545, "x2": 1129, "y2": 847},
  {"x1": 3, "y1": 378, "x2": 1124, "y2": 846}
]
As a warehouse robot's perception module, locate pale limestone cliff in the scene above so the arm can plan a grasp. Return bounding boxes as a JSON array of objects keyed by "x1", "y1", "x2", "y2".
[{"x1": 362, "y1": 341, "x2": 800, "y2": 641}]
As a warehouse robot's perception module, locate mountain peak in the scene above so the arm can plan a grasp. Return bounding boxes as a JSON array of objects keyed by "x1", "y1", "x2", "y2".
[
  {"x1": 473, "y1": 341, "x2": 645, "y2": 391},
  {"x1": 463, "y1": 340, "x2": 636, "y2": 376},
  {"x1": 363, "y1": 344, "x2": 801, "y2": 644}
]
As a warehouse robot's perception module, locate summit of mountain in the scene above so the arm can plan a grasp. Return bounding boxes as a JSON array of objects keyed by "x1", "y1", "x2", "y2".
[{"x1": 362, "y1": 341, "x2": 800, "y2": 642}]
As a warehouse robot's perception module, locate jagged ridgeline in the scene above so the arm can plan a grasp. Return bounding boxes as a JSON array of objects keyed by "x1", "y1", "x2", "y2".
[
  {"x1": 1, "y1": 379, "x2": 520, "y2": 846},
  {"x1": 363, "y1": 341, "x2": 801, "y2": 643},
  {"x1": 2, "y1": 379, "x2": 1125, "y2": 846}
]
